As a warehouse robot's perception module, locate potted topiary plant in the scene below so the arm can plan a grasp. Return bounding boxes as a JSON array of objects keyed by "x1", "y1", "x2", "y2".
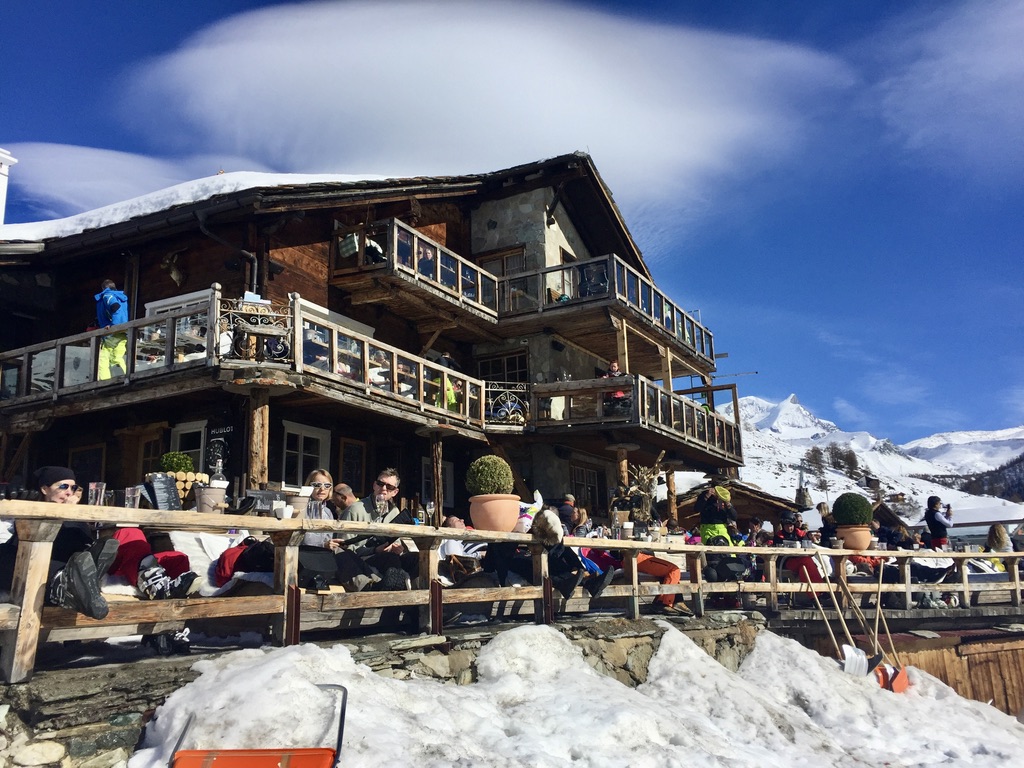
[
  {"x1": 831, "y1": 492, "x2": 874, "y2": 550},
  {"x1": 159, "y1": 451, "x2": 194, "y2": 474},
  {"x1": 466, "y1": 454, "x2": 520, "y2": 531}
]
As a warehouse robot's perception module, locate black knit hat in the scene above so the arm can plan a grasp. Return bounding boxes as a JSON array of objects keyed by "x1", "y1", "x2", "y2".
[{"x1": 32, "y1": 466, "x2": 76, "y2": 488}]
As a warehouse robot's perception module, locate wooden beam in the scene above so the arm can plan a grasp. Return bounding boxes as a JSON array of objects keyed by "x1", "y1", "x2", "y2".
[{"x1": 248, "y1": 387, "x2": 271, "y2": 486}]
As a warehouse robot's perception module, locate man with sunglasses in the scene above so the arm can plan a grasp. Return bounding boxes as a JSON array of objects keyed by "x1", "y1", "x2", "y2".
[{"x1": 353, "y1": 468, "x2": 417, "y2": 590}]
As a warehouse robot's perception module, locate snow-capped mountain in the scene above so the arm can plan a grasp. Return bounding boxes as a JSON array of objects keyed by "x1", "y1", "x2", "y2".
[
  {"x1": 716, "y1": 394, "x2": 1024, "y2": 524},
  {"x1": 902, "y1": 427, "x2": 1024, "y2": 474}
]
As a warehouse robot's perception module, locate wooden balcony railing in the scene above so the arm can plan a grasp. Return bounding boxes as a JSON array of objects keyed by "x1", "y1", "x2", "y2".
[
  {"x1": 497, "y1": 255, "x2": 715, "y2": 365},
  {"x1": 331, "y1": 218, "x2": 499, "y2": 317},
  {"x1": 530, "y1": 375, "x2": 742, "y2": 463}
]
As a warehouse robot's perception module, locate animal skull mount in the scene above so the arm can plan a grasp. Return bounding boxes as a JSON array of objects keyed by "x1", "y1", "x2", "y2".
[{"x1": 162, "y1": 249, "x2": 187, "y2": 287}]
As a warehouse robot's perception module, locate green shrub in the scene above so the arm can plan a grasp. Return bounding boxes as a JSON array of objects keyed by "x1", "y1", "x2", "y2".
[
  {"x1": 465, "y1": 455, "x2": 514, "y2": 496},
  {"x1": 831, "y1": 492, "x2": 873, "y2": 526},
  {"x1": 159, "y1": 451, "x2": 194, "y2": 474}
]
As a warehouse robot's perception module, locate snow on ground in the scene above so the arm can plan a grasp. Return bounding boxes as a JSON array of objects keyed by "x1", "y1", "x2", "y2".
[{"x1": 129, "y1": 624, "x2": 1024, "y2": 768}]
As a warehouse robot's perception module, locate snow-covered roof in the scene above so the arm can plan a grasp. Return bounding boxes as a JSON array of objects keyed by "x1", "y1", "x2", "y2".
[{"x1": 0, "y1": 172, "x2": 381, "y2": 242}]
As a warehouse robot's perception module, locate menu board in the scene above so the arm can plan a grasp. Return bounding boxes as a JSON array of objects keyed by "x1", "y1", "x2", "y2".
[{"x1": 144, "y1": 473, "x2": 182, "y2": 511}]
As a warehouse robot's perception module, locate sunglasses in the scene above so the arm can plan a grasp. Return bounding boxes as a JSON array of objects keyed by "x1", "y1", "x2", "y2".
[
  {"x1": 374, "y1": 479, "x2": 398, "y2": 492},
  {"x1": 310, "y1": 482, "x2": 333, "y2": 489},
  {"x1": 55, "y1": 483, "x2": 82, "y2": 492}
]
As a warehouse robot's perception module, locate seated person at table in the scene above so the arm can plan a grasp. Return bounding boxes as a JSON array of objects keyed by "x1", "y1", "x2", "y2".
[
  {"x1": 602, "y1": 360, "x2": 631, "y2": 411},
  {"x1": 347, "y1": 468, "x2": 418, "y2": 590},
  {"x1": 773, "y1": 511, "x2": 823, "y2": 585}
]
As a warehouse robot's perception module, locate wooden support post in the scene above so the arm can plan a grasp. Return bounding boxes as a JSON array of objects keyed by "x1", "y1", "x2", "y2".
[
  {"x1": 418, "y1": 536, "x2": 441, "y2": 632},
  {"x1": 269, "y1": 529, "x2": 303, "y2": 646},
  {"x1": 532, "y1": 544, "x2": 551, "y2": 624},
  {"x1": 624, "y1": 550, "x2": 641, "y2": 619},
  {"x1": 665, "y1": 471, "x2": 678, "y2": 525},
  {"x1": 767, "y1": 553, "x2": 779, "y2": 613},
  {"x1": 687, "y1": 552, "x2": 704, "y2": 617},
  {"x1": 1, "y1": 520, "x2": 61, "y2": 683},
  {"x1": 248, "y1": 387, "x2": 271, "y2": 487}
]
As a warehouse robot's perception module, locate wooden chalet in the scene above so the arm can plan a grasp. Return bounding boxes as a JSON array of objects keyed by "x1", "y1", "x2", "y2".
[
  {"x1": 674, "y1": 480, "x2": 801, "y2": 533},
  {"x1": 0, "y1": 152, "x2": 742, "y2": 515}
]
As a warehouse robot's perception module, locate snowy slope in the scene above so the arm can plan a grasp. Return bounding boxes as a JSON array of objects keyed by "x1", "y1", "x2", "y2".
[
  {"x1": 902, "y1": 427, "x2": 1024, "y2": 474},
  {"x1": 719, "y1": 394, "x2": 1024, "y2": 524}
]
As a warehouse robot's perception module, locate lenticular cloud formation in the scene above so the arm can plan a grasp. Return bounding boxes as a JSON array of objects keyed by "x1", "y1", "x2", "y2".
[{"x1": 129, "y1": 623, "x2": 1024, "y2": 768}]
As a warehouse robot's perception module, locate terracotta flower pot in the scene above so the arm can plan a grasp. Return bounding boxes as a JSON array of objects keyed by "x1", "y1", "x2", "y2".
[
  {"x1": 836, "y1": 524, "x2": 872, "y2": 551},
  {"x1": 469, "y1": 494, "x2": 521, "y2": 532}
]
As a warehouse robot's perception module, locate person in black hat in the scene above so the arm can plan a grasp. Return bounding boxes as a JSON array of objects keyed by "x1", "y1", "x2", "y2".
[
  {"x1": 0, "y1": 466, "x2": 117, "y2": 619},
  {"x1": 924, "y1": 495, "x2": 953, "y2": 550}
]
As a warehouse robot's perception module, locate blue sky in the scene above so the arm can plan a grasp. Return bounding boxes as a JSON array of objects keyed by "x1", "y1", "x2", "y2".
[{"x1": 2, "y1": 0, "x2": 1022, "y2": 444}]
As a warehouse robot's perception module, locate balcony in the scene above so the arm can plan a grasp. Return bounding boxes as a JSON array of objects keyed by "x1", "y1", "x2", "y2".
[
  {"x1": 529, "y1": 376, "x2": 742, "y2": 466},
  {"x1": 329, "y1": 219, "x2": 500, "y2": 338},
  {"x1": 0, "y1": 289, "x2": 489, "y2": 432},
  {"x1": 497, "y1": 255, "x2": 715, "y2": 367}
]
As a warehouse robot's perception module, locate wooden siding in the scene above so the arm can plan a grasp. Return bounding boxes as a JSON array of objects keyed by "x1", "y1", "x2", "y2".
[{"x1": 898, "y1": 640, "x2": 1024, "y2": 716}]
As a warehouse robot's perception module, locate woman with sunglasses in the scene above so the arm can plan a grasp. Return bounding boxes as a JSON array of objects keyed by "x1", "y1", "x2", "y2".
[{"x1": 301, "y1": 469, "x2": 337, "y2": 548}]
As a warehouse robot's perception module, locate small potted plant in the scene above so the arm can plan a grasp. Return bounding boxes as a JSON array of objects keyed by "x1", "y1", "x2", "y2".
[
  {"x1": 831, "y1": 492, "x2": 874, "y2": 550},
  {"x1": 159, "y1": 452, "x2": 194, "y2": 474},
  {"x1": 466, "y1": 454, "x2": 520, "y2": 531}
]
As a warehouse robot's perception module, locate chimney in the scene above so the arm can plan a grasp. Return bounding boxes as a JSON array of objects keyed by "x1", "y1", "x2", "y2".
[{"x1": 0, "y1": 148, "x2": 18, "y2": 225}]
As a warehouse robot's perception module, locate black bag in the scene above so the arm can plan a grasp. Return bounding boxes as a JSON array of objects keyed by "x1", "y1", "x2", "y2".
[
  {"x1": 297, "y1": 545, "x2": 338, "y2": 586},
  {"x1": 235, "y1": 537, "x2": 275, "y2": 573}
]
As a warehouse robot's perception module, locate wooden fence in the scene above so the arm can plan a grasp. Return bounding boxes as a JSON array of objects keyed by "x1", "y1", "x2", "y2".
[{"x1": 2, "y1": 499, "x2": 1022, "y2": 683}]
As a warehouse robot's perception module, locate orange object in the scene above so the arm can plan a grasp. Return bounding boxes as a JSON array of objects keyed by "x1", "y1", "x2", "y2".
[
  {"x1": 173, "y1": 748, "x2": 335, "y2": 768},
  {"x1": 171, "y1": 685, "x2": 347, "y2": 768},
  {"x1": 889, "y1": 666, "x2": 910, "y2": 693}
]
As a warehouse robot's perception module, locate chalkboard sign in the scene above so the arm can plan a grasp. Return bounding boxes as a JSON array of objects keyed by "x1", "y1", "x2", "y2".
[
  {"x1": 145, "y1": 473, "x2": 183, "y2": 511},
  {"x1": 245, "y1": 489, "x2": 286, "y2": 517}
]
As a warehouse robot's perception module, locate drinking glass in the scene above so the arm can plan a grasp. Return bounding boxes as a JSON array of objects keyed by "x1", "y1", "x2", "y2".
[
  {"x1": 124, "y1": 486, "x2": 141, "y2": 508},
  {"x1": 88, "y1": 482, "x2": 106, "y2": 505}
]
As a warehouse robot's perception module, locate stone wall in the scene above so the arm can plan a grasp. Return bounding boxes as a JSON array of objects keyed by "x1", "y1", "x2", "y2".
[{"x1": 0, "y1": 613, "x2": 764, "y2": 767}]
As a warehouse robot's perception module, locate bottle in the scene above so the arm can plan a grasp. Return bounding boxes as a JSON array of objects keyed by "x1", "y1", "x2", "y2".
[{"x1": 211, "y1": 459, "x2": 227, "y2": 484}]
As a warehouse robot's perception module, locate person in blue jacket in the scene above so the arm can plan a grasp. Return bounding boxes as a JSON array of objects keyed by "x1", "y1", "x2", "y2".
[{"x1": 95, "y1": 279, "x2": 129, "y2": 379}]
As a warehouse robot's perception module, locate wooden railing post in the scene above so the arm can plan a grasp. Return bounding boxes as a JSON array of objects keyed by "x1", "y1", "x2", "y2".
[
  {"x1": 269, "y1": 529, "x2": 304, "y2": 646},
  {"x1": 1, "y1": 520, "x2": 61, "y2": 683}
]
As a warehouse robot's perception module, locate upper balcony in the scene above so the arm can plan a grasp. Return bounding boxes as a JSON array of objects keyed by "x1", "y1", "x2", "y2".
[
  {"x1": 496, "y1": 255, "x2": 715, "y2": 370},
  {"x1": 324, "y1": 219, "x2": 715, "y2": 370}
]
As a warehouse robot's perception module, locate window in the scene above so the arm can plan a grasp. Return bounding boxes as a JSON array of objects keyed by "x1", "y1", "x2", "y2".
[
  {"x1": 141, "y1": 435, "x2": 163, "y2": 476},
  {"x1": 571, "y1": 464, "x2": 605, "y2": 514},
  {"x1": 282, "y1": 420, "x2": 331, "y2": 487},
  {"x1": 421, "y1": 456, "x2": 455, "y2": 509},
  {"x1": 171, "y1": 420, "x2": 207, "y2": 473},
  {"x1": 479, "y1": 246, "x2": 527, "y2": 277},
  {"x1": 478, "y1": 352, "x2": 528, "y2": 383},
  {"x1": 338, "y1": 438, "x2": 367, "y2": 497}
]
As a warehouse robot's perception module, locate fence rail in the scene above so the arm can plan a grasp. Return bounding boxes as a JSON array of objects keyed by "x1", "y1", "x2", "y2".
[{"x1": 3, "y1": 500, "x2": 1020, "y2": 681}]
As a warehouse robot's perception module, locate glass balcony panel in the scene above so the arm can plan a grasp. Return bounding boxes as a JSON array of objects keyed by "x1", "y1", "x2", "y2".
[
  {"x1": 423, "y1": 365, "x2": 443, "y2": 407},
  {"x1": 695, "y1": 326, "x2": 705, "y2": 357},
  {"x1": 467, "y1": 382, "x2": 482, "y2": 419},
  {"x1": 577, "y1": 260, "x2": 607, "y2": 298},
  {"x1": 136, "y1": 321, "x2": 168, "y2": 371},
  {"x1": 685, "y1": 318, "x2": 695, "y2": 347},
  {"x1": 626, "y1": 273, "x2": 640, "y2": 306},
  {"x1": 336, "y1": 333, "x2": 364, "y2": 382},
  {"x1": 461, "y1": 264, "x2": 479, "y2": 302},
  {"x1": 62, "y1": 339, "x2": 93, "y2": 386},
  {"x1": 302, "y1": 321, "x2": 332, "y2": 372},
  {"x1": 1, "y1": 358, "x2": 21, "y2": 399},
  {"x1": 439, "y1": 253, "x2": 458, "y2": 290},
  {"x1": 368, "y1": 345, "x2": 394, "y2": 392},
  {"x1": 396, "y1": 356, "x2": 419, "y2": 400},
  {"x1": 653, "y1": 295, "x2": 663, "y2": 325},
  {"x1": 479, "y1": 274, "x2": 497, "y2": 311},
  {"x1": 397, "y1": 228, "x2": 414, "y2": 267},
  {"x1": 416, "y1": 241, "x2": 438, "y2": 281},
  {"x1": 545, "y1": 268, "x2": 573, "y2": 305},
  {"x1": 659, "y1": 391, "x2": 671, "y2": 427},
  {"x1": 173, "y1": 311, "x2": 209, "y2": 364},
  {"x1": 615, "y1": 263, "x2": 626, "y2": 299},
  {"x1": 29, "y1": 349, "x2": 56, "y2": 393},
  {"x1": 640, "y1": 284, "x2": 652, "y2": 316}
]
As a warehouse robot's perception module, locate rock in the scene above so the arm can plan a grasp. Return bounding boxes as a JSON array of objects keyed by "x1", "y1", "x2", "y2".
[
  {"x1": 12, "y1": 740, "x2": 66, "y2": 766},
  {"x1": 77, "y1": 747, "x2": 130, "y2": 768}
]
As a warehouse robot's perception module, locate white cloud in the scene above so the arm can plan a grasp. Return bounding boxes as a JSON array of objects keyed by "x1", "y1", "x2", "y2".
[
  {"x1": 832, "y1": 397, "x2": 870, "y2": 427},
  {"x1": 7, "y1": 142, "x2": 271, "y2": 218},
  {"x1": 121, "y1": 1, "x2": 852, "y2": 208},
  {"x1": 867, "y1": 0, "x2": 1024, "y2": 179}
]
